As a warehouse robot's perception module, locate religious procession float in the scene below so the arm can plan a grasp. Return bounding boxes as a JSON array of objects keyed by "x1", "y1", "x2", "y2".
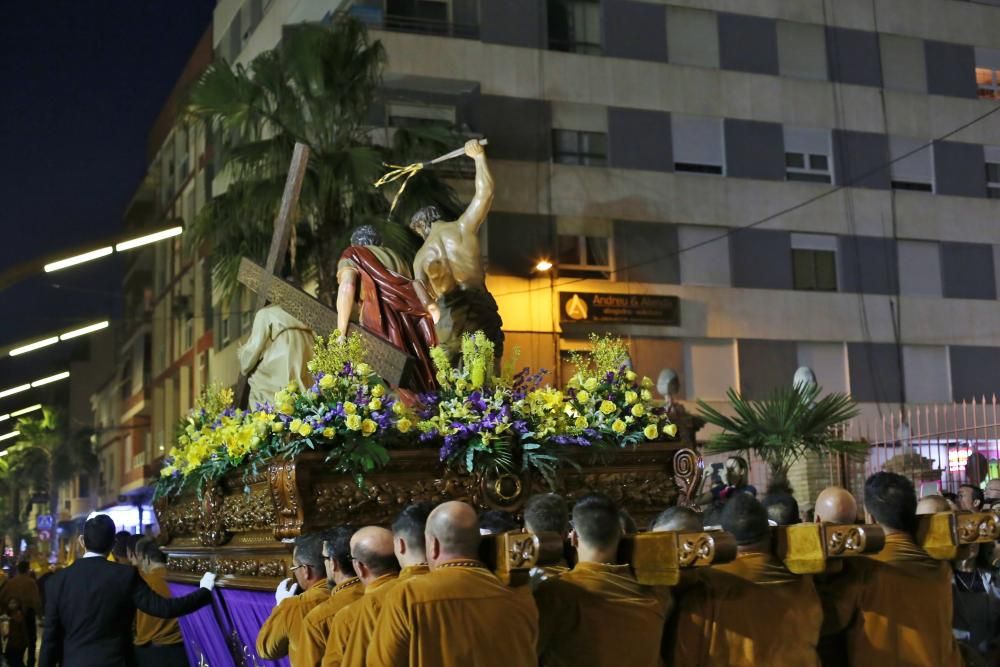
[
  {"x1": 150, "y1": 135, "x2": 715, "y2": 664},
  {"x1": 152, "y1": 137, "x2": 1000, "y2": 666}
]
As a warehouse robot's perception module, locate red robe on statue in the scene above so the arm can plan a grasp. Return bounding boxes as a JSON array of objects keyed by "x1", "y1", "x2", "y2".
[{"x1": 339, "y1": 245, "x2": 438, "y2": 392}]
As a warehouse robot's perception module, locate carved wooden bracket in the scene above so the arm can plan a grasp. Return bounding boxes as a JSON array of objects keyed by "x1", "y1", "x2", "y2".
[
  {"x1": 673, "y1": 448, "x2": 703, "y2": 507},
  {"x1": 197, "y1": 482, "x2": 232, "y2": 547},
  {"x1": 268, "y1": 458, "x2": 311, "y2": 540}
]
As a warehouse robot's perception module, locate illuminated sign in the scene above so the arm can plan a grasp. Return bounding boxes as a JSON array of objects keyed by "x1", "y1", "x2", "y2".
[{"x1": 560, "y1": 292, "x2": 680, "y2": 326}]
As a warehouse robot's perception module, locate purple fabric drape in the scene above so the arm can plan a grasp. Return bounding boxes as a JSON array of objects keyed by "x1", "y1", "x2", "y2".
[
  {"x1": 169, "y1": 583, "x2": 236, "y2": 667},
  {"x1": 219, "y1": 588, "x2": 291, "y2": 667}
]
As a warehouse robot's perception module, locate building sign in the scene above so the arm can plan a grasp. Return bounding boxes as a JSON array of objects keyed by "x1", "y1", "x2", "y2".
[{"x1": 560, "y1": 292, "x2": 680, "y2": 326}]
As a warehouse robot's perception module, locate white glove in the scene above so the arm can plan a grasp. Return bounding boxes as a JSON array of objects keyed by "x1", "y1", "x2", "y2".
[
  {"x1": 275, "y1": 577, "x2": 298, "y2": 604},
  {"x1": 199, "y1": 572, "x2": 217, "y2": 591}
]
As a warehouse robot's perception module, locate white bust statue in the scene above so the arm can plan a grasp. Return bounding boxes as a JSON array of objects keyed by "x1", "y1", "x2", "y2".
[
  {"x1": 657, "y1": 368, "x2": 680, "y2": 405},
  {"x1": 793, "y1": 366, "x2": 817, "y2": 390}
]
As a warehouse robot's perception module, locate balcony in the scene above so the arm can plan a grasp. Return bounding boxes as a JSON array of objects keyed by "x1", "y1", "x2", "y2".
[{"x1": 349, "y1": 5, "x2": 479, "y2": 40}]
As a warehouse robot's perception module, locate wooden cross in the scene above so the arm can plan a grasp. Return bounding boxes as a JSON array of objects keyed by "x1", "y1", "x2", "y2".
[{"x1": 234, "y1": 142, "x2": 416, "y2": 407}]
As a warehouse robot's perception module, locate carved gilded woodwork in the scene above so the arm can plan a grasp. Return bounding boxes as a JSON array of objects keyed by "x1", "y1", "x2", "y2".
[
  {"x1": 220, "y1": 487, "x2": 276, "y2": 533},
  {"x1": 677, "y1": 530, "x2": 737, "y2": 569},
  {"x1": 824, "y1": 524, "x2": 885, "y2": 557},
  {"x1": 673, "y1": 448, "x2": 703, "y2": 507},
  {"x1": 486, "y1": 530, "x2": 564, "y2": 586},
  {"x1": 160, "y1": 443, "x2": 688, "y2": 582},
  {"x1": 779, "y1": 523, "x2": 887, "y2": 574},
  {"x1": 917, "y1": 510, "x2": 1000, "y2": 560},
  {"x1": 197, "y1": 482, "x2": 231, "y2": 547}
]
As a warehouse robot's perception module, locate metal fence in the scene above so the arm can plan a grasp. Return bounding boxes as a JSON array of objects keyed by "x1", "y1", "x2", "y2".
[{"x1": 698, "y1": 396, "x2": 1000, "y2": 503}]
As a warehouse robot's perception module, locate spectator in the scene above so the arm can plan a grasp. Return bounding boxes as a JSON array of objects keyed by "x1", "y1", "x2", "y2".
[
  {"x1": 763, "y1": 493, "x2": 801, "y2": 526},
  {"x1": 958, "y1": 484, "x2": 985, "y2": 512},
  {"x1": 111, "y1": 531, "x2": 131, "y2": 564},
  {"x1": 5, "y1": 598, "x2": 29, "y2": 667},
  {"x1": 478, "y1": 511, "x2": 519, "y2": 535},
  {"x1": 1, "y1": 562, "x2": 40, "y2": 667}
]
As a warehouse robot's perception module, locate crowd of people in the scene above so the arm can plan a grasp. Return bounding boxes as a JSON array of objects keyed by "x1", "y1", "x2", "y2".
[
  {"x1": 24, "y1": 467, "x2": 1000, "y2": 666},
  {"x1": 37, "y1": 515, "x2": 215, "y2": 667},
  {"x1": 246, "y1": 469, "x2": 989, "y2": 667}
]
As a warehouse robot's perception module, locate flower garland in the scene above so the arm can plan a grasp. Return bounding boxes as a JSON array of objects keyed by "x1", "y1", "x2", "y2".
[{"x1": 154, "y1": 331, "x2": 676, "y2": 499}]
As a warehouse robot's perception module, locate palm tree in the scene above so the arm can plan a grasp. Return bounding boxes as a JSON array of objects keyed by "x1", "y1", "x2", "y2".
[
  {"x1": 5, "y1": 409, "x2": 98, "y2": 560},
  {"x1": 696, "y1": 384, "x2": 865, "y2": 494},
  {"x1": 187, "y1": 18, "x2": 463, "y2": 303}
]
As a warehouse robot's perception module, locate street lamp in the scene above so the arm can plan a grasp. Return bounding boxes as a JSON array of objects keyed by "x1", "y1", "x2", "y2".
[
  {"x1": 7, "y1": 320, "x2": 109, "y2": 358},
  {"x1": 42, "y1": 226, "x2": 183, "y2": 274}
]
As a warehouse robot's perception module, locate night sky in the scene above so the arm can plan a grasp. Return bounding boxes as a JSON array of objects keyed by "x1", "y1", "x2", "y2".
[{"x1": 0, "y1": 2, "x2": 215, "y2": 393}]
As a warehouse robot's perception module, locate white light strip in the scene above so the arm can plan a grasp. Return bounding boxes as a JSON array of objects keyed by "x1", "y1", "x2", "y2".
[
  {"x1": 59, "y1": 320, "x2": 109, "y2": 341},
  {"x1": 0, "y1": 450, "x2": 9, "y2": 457},
  {"x1": 0, "y1": 415, "x2": 9, "y2": 422},
  {"x1": 9, "y1": 336, "x2": 59, "y2": 357},
  {"x1": 0, "y1": 431, "x2": 20, "y2": 442},
  {"x1": 44, "y1": 247, "x2": 114, "y2": 273},
  {"x1": 9, "y1": 404, "x2": 41, "y2": 418},
  {"x1": 0, "y1": 385, "x2": 30, "y2": 399},
  {"x1": 115, "y1": 226, "x2": 183, "y2": 252},
  {"x1": 31, "y1": 371, "x2": 70, "y2": 388}
]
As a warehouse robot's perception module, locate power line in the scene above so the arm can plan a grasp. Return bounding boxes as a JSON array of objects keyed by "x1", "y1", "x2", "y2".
[{"x1": 490, "y1": 100, "x2": 1000, "y2": 300}]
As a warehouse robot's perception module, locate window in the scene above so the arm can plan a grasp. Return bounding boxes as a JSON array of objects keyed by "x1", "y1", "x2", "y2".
[
  {"x1": 226, "y1": 15, "x2": 241, "y2": 63},
  {"x1": 241, "y1": 288, "x2": 253, "y2": 334},
  {"x1": 248, "y1": 0, "x2": 263, "y2": 37},
  {"x1": 220, "y1": 308, "x2": 231, "y2": 346},
  {"x1": 386, "y1": 101, "x2": 455, "y2": 129},
  {"x1": 776, "y1": 21, "x2": 827, "y2": 81},
  {"x1": 784, "y1": 127, "x2": 833, "y2": 183},
  {"x1": 976, "y1": 48, "x2": 1000, "y2": 99},
  {"x1": 162, "y1": 139, "x2": 175, "y2": 204},
  {"x1": 548, "y1": 0, "x2": 601, "y2": 55},
  {"x1": 552, "y1": 129, "x2": 607, "y2": 166},
  {"x1": 177, "y1": 127, "x2": 190, "y2": 181},
  {"x1": 78, "y1": 474, "x2": 89, "y2": 498},
  {"x1": 791, "y1": 234, "x2": 837, "y2": 291},
  {"x1": 184, "y1": 317, "x2": 194, "y2": 350},
  {"x1": 666, "y1": 7, "x2": 718, "y2": 68},
  {"x1": 986, "y1": 146, "x2": 1000, "y2": 198},
  {"x1": 880, "y1": 35, "x2": 927, "y2": 93},
  {"x1": 889, "y1": 136, "x2": 934, "y2": 192},
  {"x1": 671, "y1": 115, "x2": 724, "y2": 174},
  {"x1": 556, "y1": 218, "x2": 612, "y2": 277},
  {"x1": 199, "y1": 352, "x2": 209, "y2": 390},
  {"x1": 185, "y1": 188, "x2": 196, "y2": 225}
]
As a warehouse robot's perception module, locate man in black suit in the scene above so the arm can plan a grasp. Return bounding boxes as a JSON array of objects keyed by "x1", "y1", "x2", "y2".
[{"x1": 39, "y1": 514, "x2": 216, "y2": 667}]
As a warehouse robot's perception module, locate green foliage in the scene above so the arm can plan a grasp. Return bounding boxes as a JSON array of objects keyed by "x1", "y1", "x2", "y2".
[
  {"x1": 186, "y1": 18, "x2": 463, "y2": 302},
  {"x1": 567, "y1": 333, "x2": 631, "y2": 380},
  {"x1": 697, "y1": 384, "x2": 865, "y2": 484},
  {"x1": 308, "y1": 332, "x2": 367, "y2": 377}
]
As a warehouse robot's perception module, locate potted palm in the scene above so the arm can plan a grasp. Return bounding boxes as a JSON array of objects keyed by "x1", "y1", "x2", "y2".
[{"x1": 696, "y1": 384, "x2": 865, "y2": 494}]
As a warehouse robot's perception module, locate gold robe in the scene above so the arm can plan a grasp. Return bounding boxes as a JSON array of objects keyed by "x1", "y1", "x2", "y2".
[
  {"x1": 341, "y1": 564, "x2": 429, "y2": 667},
  {"x1": 367, "y1": 559, "x2": 538, "y2": 667},
  {"x1": 671, "y1": 550, "x2": 822, "y2": 667},
  {"x1": 134, "y1": 567, "x2": 182, "y2": 646},
  {"x1": 322, "y1": 573, "x2": 398, "y2": 667},
  {"x1": 820, "y1": 532, "x2": 963, "y2": 667},
  {"x1": 535, "y1": 561, "x2": 672, "y2": 667},
  {"x1": 256, "y1": 579, "x2": 330, "y2": 662},
  {"x1": 299, "y1": 578, "x2": 364, "y2": 667}
]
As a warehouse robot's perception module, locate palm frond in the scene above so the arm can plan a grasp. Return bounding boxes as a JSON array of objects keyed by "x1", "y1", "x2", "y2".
[
  {"x1": 186, "y1": 16, "x2": 459, "y2": 303},
  {"x1": 698, "y1": 384, "x2": 862, "y2": 476}
]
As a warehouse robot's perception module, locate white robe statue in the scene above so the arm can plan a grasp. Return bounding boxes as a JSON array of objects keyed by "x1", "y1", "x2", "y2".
[{"x1": 238, "y1": 304, "x2": 315, "y2": 408}]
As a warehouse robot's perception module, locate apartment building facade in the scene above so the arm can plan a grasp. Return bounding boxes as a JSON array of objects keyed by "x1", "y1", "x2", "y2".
[
  {"x1": 211, "y1": 0, "x2": 1000, "y2": 411},
  {"x1": 93, "y1": 0, "x2": 1000, "y2": 507}
]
